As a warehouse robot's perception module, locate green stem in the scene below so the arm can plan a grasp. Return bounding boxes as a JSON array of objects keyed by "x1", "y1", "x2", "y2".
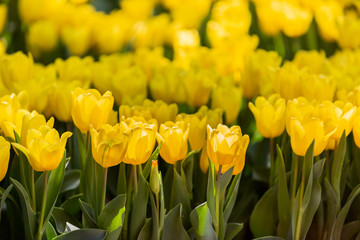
[
  {"x1": 31, "y1": 169, "x2": 36, "y2": 211},
  {"x1": 291, "y1": 155, "x2": 299, "y2": 208},
  {"x1": 37, "y1": 171, "x2": 48, "y2": 240},
  {"x1": 132, "y1": 165, "x2": 138, "y2": 195},
  {"x1": 269, "y1": 138, "x2": 274, "y2": 186},
  {"x1": 215, "y1": 165, "x2": 222, "y2": 237},
  {"x1": 295, "y1": 159, "x2": 306, "y2": 240},
  {"x1": 325, "y1": 150, "x2": 330, "y2": 178},
  {"x1": 306, "y1": 21, "x2": 318, "y2": 50},
  {"x1": 273, "y1": 33, "x2": 286, "y2": 58},
  {"x1": 100, "y1": 168, "x2": 108, "y2": 213}
]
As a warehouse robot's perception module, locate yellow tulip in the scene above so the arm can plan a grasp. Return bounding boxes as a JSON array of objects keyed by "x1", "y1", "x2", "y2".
[
  {"x1": 0, "y1": 92, "x2": 28, "y2": 125},
  {"x1": 156, "y1": 120, "x2": 189, "y2": 164},
  {"x1": 0, "y1": 4, "x2": 7, "y2": 34},
  {"x1": 207, "y1": 124, "x2": 249, "y2": 166},
  {"x1": 27, "y1": 20, "x2": 58, "y2": 58},
  {"x1": 288, "y1": 116, "x2": 336, "y2": 156},
  {"x1": 90, "y1": 123, "x2": 129, "y2": 168},
  {"x1": 61, "y1": 25, "x2": 92, "y2": 56},
  {"x1": 286, "y1": 97, "x2": 317, "y2": 135},
  {"x1": 272, "y1": 62, "x2": 303, "y2": 100},
  {"x1": 71, "y1": 88, "x2": 114, "y2": 133},
  {"x1": 215, "y1": 135, "x2": 249, "y2": 175},
  {"x1": 249, "y1": 94, "x2": 286, "y2": 138},
  {"x1": 352, "y1": 109, "x2": 360, "y2": 148},
  {"x1": 119, "y1": 104, "x2": 153, "y2": 121},
  {"x1": 176, "y1": 113, "x2": 207, "y2": 151},
  {"x1": 13, "y1": 124, "x2": 72, "y2": 171},
  {"x1": 292, "y1": 50, "x2": 327, "y2": 75},
  {"x1": 196, "y1": 106, "x2": 223, "y2": 128},
  {"x1": 122, "y1": 118, "x2": 157, "y2": 165},
  {"x1": 143, "y1": 99, "x2": 178, "y2": 124},
  {"x1": 300, "y1": 73, "x2": 335, "y2": 101},
  {"x1": 318, "y1": 101, "x2": 356, "y2": 141},
  {"x1": 211, "y1": 83, "x2": 242, "y2": 125},
  {"x1": 1, "y1": 109, "x2": 30, "y2": 140},
  {"x1": 0, "y1": 136, "x2": 10, "y2": 181}
]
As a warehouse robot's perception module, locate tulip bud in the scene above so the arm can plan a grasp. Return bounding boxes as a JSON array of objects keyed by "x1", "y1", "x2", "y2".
[{"x1": 150, "y1": 160, "x2": 160, "y2": 195}]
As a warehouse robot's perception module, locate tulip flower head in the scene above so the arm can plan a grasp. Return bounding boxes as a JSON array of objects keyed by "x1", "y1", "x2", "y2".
[
  {"x1": 0, "y1": 136, "x2": 10, "y2": 181},
  {"x1": 90, "y1": 123, "x2": 129, "y2": 168},
  {"x1": 71, "y1": 87, "x2": 114, "y2": 133},
  {"x1": 156, "y1": 120, "x2": 189, "y2": 164},
  {"x1": 207, "y1": 124, "x2": 249, "y2": 166}
]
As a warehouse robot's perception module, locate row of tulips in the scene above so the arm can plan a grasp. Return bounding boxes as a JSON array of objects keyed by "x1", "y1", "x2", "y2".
[{"x1": 3, "y1": 0, "x2": 359, "y2": 58}]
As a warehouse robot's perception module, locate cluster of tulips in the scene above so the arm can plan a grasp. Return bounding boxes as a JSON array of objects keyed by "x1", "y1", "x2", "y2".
[{"x1": 0, "y1": 0, "x2": 360, "y2": 240}]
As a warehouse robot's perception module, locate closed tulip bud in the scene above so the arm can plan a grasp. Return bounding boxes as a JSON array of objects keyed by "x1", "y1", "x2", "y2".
[
  {"x1": 143, "y1": 99, "x2": 178, "y2": 124},
  {"x1": 207, "y1": 124, "x2": 249, "y2": 166},
  {"x1": 176, "y1": 113, "x2": 207, "y2": 151},
  {"x1": 13, "y1": 124, "x2": 72, "y2": 171},
  {"x1": 0, "y1": 92, "x2": 28, "y2": 125},
  {"x1": 156, "y1": 120, "x2": 189, "y2": 164},
  {"x1": 71, "y1": 88, "x2": 114, "y2": 133},
  {"x1": 150, "y1": 160, "x2": 160, "y2": 195},
  {"x1": 90, "y1": 123, "x2": 129, "y2": 168},
  {"x1": 0, "y1": 4, "x2": 7, "y2": 34},
  {"x1": 122, "y1": 118, "x2": 157, "y2": 165},
  {"x1": 249, "y1": 94, "x2": 286, "y2": 138},
  {"x1": 286, "y1": 97, "x2": 316, "y2": 135},
  {"x1": 211, "y1": 83, "x2": 242, "y2": 125},
  {"x1": 1, "y1": 109, "x2": 30, "y2": 140},
  {"x1": 0, "y1": 136, "x2": 10, "y2": 181},
  {"x1": 288, "y1": 117, "x2": 336, "y2": 157}
]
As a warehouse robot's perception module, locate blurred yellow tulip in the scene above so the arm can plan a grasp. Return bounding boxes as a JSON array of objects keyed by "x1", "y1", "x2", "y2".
[
  {"x1": 176, "y1": 113, "x2": 207, "y2": 151},
  {"x1": 71, "y1": 88, "x2": 114, "y2": 133},
  {"x1": 249, "y1": 94, "x2": 286, "y2": 138},
  {"x1": 143, "y1": 99, "x2": 178, "y2": 124},
  {"x1": 0, "y1": 136, "x2": 10, "y2": 181}
]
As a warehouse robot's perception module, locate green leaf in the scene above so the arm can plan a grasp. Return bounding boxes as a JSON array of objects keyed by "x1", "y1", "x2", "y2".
[
  {"x1": 332, "y1": 184, "x2": 360, "y2": 240},
  {"x1": 299, "y1": 159, "x2": 324, "y2": 240},
  {"x1": 224, "y1": 173, "x2": 241, "y2": 223},
  {"x1": 42, "y1": 152, "x2": 66, "y2": 233},
  {"x1": 159, "y1": 172, "x2": 165, "y2": 232},
  {"x1": 253, "y1": 237, "x2": 285, "y2": 240},
  {"x1": 94, "y1": 161, "x2": 104, "y2": 218},
  {"x1": 81, "y1": 137, "x2": 95, "y2": 205},
  {"x1": 331, "y1": 132, "x2": 346, "y2": 212},
  {"x1": 137, "y1": 219, "x2": 152, "y2": 240},
  {"x1": 190, "y1": 202, "x2": 216, "y2": 240},
  {"x1": 206, "y1": 161, "x2": 216, "y2": 223},
  {"x1": 220, "y1": 167, "x2": 233, "y2": 196},
  {"x1": 45, "y1": 222, "x2": 57, "y2": 240},
  {"x1": 130, "y1": 175, "x2": 149, "y2": 240},
  {"x1": 75, "y1": 127, "x2": 86, "y2": 170},
  {"x1": 0, "y1": 184, "x2": 13, "y2": 220},
  {"x1": 170, "y1": 169, "x2": 191, "y2": 227},
  {"x1": 149, "y1": 191, "x2": 159, "y2": 240},
  {"x1": 79, "y1": 199, "x2": 98, "y2": 228},
  {"x1": 181, "y1": 153, "x2": 194, "y2": 194},
  {"x1": 163, "y1": 204, "x2": 190, "y2": 240},
  {"x1": 11, "y1": 178, "x2": 37, "y2": 240},
  {"x1": 276, "y1": 146, "x2": 291, "y2": 238},
  {"x1": 303, "y1": 141, "x2": 315, "y2": 185},
  {"x1": 341, "y1": 221, "x2": 360, "y2": 240},
  {"x1": 143, "y1": 143, "x2": 161, "y2": 179},
  {"x1": 98, "y1": 194, "x2": 126, "y2": 240},
  {"x1": 224, "y1": 223, "x2": 243, "y2": 240},
  {"x1": 324, "y1": 178, "x2": 337, "y2": 238},
  {"x1": 53, "y1": 229, "x2": 107, "y2": 240},
  {"x1": 52, "y1": 207, "x2": 81, "y2": 233},
  {"x1": 250, "y1": 186, "x2": 278, "y2": 238},
  {"x1": 60, "y1": 170, "x2": 81, "y2": 193},
  {"x1": 116, "y1": 163, "x2": 127, "y2": 195},
  {"x1": 60, "y1": 193, "x2": 83, "y2": 217}
]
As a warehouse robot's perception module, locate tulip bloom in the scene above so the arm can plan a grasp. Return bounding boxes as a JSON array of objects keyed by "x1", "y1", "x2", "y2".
[
  {"x1": 288, "y1": 117, "x2": 336, "y2": 157},
  {"x1": 176, "y1": 113, "x2": 207, "y2": 151},
  {"x1": 156, "y1": 121, "x2": 189, "y2": 164},
  {"x1": 249, "y1": 94, "x2": 286, "y2": 138},
  {"x1": 122, "y1": 118, "x2": 157, "y2": 165},
  {"x1": 143, "y1": 99, "x2": 178, "y2": 124},
  {"x1": 71, "y1": 88, "x2": 114, "y2": 133},
  {"x1": 353, "y1": 110, "x2": 360, "y2": 148},
  {"x1": 90, "y1": 123, "x2": 128, "y2": 168},
  {"x1": 0, "y1": 136, "x2": 10, "y2": 181},
  {"x1": 207, "y1": 124, "x2": 249, "y2": 166},
  {"x1": 13, "y1": 124, "x2": 72, "y2": 171}
]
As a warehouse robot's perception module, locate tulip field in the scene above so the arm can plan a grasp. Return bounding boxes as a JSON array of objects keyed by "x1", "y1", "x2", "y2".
[{"x1": 1, "y1": 0, "x2": 360, "y2": 239}]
